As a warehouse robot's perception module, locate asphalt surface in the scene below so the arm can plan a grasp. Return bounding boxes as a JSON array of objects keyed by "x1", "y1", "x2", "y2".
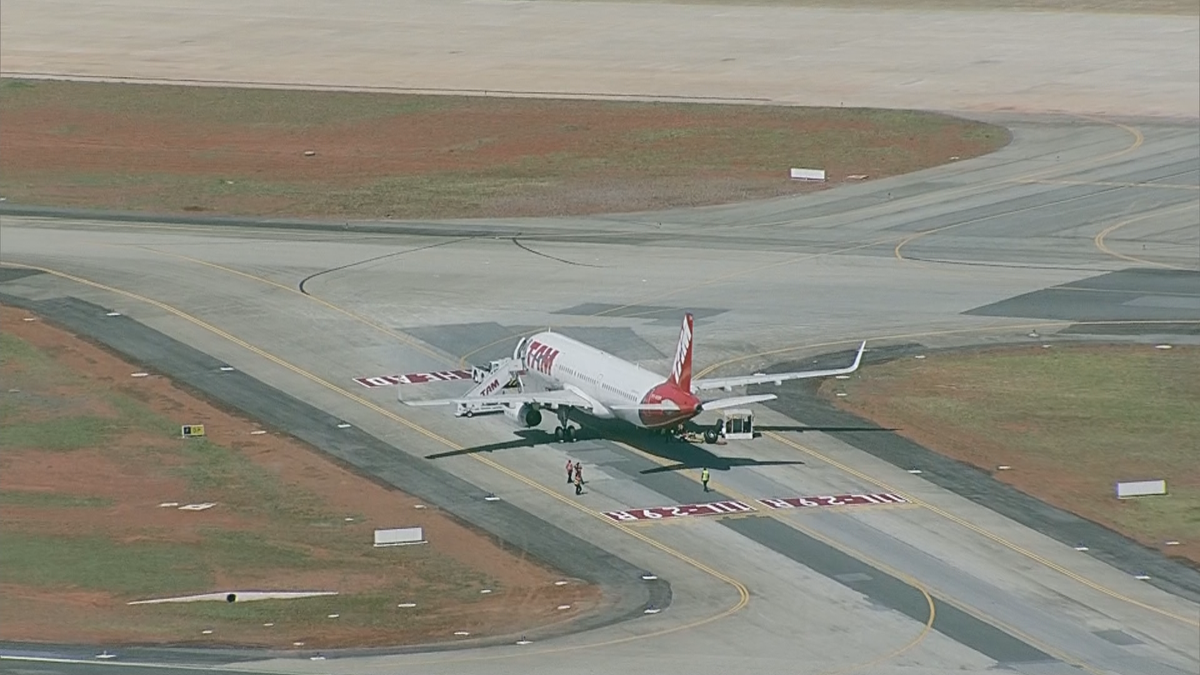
[
  {"x1": 2, "y1": 115, "x2": 1198, "y2": 675},
  {"x1": 756, "y1": 344, "x2": 1200, "y2": 605},
  {"x1": 2, "y1": 2, "x2": 1200, "y2": 675}
]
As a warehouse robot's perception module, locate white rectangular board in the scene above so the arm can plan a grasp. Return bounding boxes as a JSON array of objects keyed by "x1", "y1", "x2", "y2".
[
  {"x1": 1116, "y1": 480, "x2": 1167, "y2": 499},
  {"x1": 789, "y1": 168, "x2": 826, "y2": 181},
  {"x1": 374, "y1": 526, "x2": 426, "y2": 547}
]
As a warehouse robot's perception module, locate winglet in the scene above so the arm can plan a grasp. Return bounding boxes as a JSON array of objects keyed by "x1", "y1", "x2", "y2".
[
  {"x1": 667, "y1": 313, "x2": 694, "y2": 391},
  {"x1": 849, "y1": 340, "x2": 867, "y2": 372}
]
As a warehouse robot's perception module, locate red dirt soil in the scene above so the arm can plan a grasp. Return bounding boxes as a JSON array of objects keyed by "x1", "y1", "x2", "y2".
[
  {"x1": 0, "y1": 80, "x2": 1009, "y2": 219},
  {"x1": 0, "y1": 304, "x2": 601, "y2": 648}
]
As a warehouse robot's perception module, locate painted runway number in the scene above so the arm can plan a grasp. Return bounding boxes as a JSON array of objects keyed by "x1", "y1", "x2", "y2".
[
  {"x1": 603, "y1": 500, "x2": 754, "y2": 522},
  {"x1": 353, "y1": 369, "x2": 474, "y2": 388},
  {"x1": 757, "y1": 493, "x2": 910, "y2": 509}
]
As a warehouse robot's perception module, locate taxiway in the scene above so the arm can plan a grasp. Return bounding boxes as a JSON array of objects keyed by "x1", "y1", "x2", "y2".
[{"x1": 1, "y1": 1, "x2": 1198, "y2": 673}]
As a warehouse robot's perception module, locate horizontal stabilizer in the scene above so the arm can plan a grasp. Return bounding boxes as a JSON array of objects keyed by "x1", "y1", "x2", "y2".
[
  {"x1": 610, "y1": 402, "x2": 682, "y2": 412},
  {"x1": 698, "y1": 394, "x2": 778, "y2": 411}
]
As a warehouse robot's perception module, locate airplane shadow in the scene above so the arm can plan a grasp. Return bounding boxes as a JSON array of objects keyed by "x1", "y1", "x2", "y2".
[
  {"x1": 424, "y1": 414, "x2": 808, "y2": 474},
  {"x1": 424, "y1": 429, "x2": 554, "y2": 459},
  {"x1": 609, "y1": 425, "x2": 805, "y2": 474}
]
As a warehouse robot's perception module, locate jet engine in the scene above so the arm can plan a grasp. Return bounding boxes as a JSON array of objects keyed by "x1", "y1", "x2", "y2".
[{"x1": 504, "y1": 402, "x2": 542, "y2": 428}]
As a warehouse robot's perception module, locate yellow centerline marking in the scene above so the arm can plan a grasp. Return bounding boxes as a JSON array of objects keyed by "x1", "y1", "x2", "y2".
[
  {"x1": 693, "y1": 318, "x2": 1200, "y2": 379},
  {"x1": 893, "y1": 187, "x2": 1123, "y2": 269},
  {"x1": 764, "y1": 431, "x2": 1200, "y2": 629},
  {"x1": 612, "y1": 440, "x2": 1121, "y2": 675},
  {"x1": 114, "y1": 241, "x2": 1200, "y2": 632},
  {"x1": 0, "y1": 109, "x2": 1184, "y2": 672},
  {"x1": 456, "y1": 232, "x2": 905, "y2": 367},
  {"x1": 1016, "y1": 178, "x2": 1199, "y2": 190},
  {"x1": 0, "y1": 260, "x2": 749, "y2": 666},
  {"x1": 608, "y1": 441, "x2": 936, "y2": 674},
  {"x1": 128, "y1": 244, "x2": 458, "y2": 365},
  {"x1": 46, "y1": 211, "x2": 1199, "y2": 654},
  {"x1": 1093, "y1": 201, "x2": 1200, "y2": 270},
  {"x1": 894, "y1": 116, "x2": 1146, "y2": 267}
]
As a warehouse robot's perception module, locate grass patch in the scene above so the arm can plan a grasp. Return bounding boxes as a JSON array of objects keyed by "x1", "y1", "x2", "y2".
[
  {"x1": 0, "y1": 491, "x2": 114, "y2": 508},
  {"x1": 832, "y1": 344, "x2": 1200, "y2": 559},
  {"x1": 147, "y1": 588, "x2": 486, "y2": 631},
  {"x1": 172, "y1": 438, "x2": 329, "y2": 522},
  {"x1": 0, "y1": 533, "x2": 213, "y2": 596},
  {"x1": 0, "y1": 416, "x2": 121, "y2": 451},
  {"x1": 0, "y1": 333, "x2": 71, "y2": 388},
  {"x1": 0, "y1": 78, "x2": 1010, "y2": 220},
  {"x1": 0, "y1": 80, "x2": 455, "y2": 126},
  {"x1": 0, "y1": 333, "x2": 51, "y2": 370},
  {"x1": 1, "y1": 311, "x2": 591, "y2": 647},
  {"x1": 0, "y1": 531, "x2": 320, "y2": 597}
]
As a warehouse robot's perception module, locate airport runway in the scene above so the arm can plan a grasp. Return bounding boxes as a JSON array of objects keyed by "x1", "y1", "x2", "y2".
[
  {"x1": 2, "y1": 113, "x2": 1198, "y2": 675},
  {"x1": 2, "y1": 1, "x2": 1200, "y2": 674}
]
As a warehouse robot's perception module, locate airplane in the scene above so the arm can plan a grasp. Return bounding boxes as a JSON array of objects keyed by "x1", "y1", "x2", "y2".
[{"x1": 403, "y1": 313, "x2": 866, "y2": 443}]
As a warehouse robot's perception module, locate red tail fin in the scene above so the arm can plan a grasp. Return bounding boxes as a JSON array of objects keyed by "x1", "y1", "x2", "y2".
[{"x1": 668, "y1": 313, "x2": 694, "y2": 392}]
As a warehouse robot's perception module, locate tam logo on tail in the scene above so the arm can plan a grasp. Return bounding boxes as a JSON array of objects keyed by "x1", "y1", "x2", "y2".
[{"x1": 669, "y1": 313, "x2": 694, "y2": 391}]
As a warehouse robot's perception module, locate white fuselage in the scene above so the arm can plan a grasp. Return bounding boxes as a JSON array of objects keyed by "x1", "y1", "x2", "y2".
[{"x1": 519, "y1": 331, "x2": 672, "y2": 427}]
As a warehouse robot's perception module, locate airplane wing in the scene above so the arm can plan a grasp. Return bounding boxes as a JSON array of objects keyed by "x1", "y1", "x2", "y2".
[
  {"x1": 612, "y1": 394, "x2": 779, "y2": 412},
  {"x1": 402, "y1": 389, "x2": 596, "y2": 411},
  {"x1": 692, "y1": 341, "x2": 866, "y2": 392},
  {"x1": 610, "y1": 402, "x2": 685, "y2": 411},
  {"x1": 698, "y1": 394, "x2": 778, "y2": 411}
]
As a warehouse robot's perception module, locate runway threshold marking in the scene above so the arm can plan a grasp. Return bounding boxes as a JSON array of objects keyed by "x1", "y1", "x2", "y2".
[
  {"x1": 1093, "y1": 201, "x2": 1200, "y2": 271},
  {"x1": 604, "y1": 493, "x2": 912, "y2": 524},
  {"x1": 354, "y1": 369, "x2": 475, "y2": 387},
  {"x1": 0, "y1": 261, "x2": 751, "y2": 668},
  {"x1": 763, "y1": 430, "x2": 1200, "y2": 630},
  {"x1": 893, "y1": 115, "x2": 1147, "y2": 268},
  {"x1": 603, "y1": 499, "x2": 755, "y2": 523},
  {"x1": 122, "y1": 239, "x2": 1200, "y2": 630}
]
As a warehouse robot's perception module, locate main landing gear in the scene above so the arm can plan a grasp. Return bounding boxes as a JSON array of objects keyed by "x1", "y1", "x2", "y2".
[
  {"x1": 663, "y1": 423, "x2": 723, "y2": 444},
  {"x1": 554, "y1": 407, "x2": 578, "y2": 443}
]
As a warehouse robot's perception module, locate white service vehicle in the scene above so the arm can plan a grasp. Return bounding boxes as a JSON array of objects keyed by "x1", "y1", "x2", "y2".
[{"x1": 455, "y1": 358, "x2": 524, "y2": 417}]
